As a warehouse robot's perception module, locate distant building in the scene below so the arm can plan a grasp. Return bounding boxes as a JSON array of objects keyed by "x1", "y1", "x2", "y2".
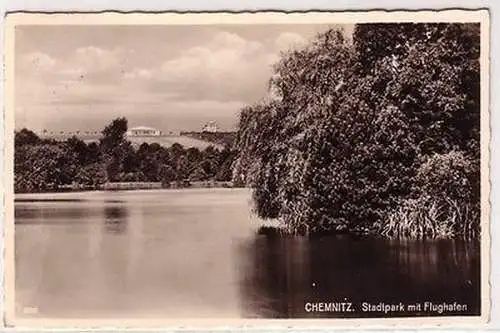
[
  {"x1": 202, "y1": 121, "x2": 218, "y2": 133},
  {"x1": 127, "y1": 126, "x2": 162, "y2": 137}
]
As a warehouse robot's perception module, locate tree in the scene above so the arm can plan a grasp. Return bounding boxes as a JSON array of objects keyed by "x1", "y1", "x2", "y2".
[
  {"x1": 74, "y1": 162, "x2": 108, "y2": 186},
  {"x1": 234, "y1": 24, "x2": 480, "y2": 234},
  {"x1": 64, "y1": 136, "x2": 89, "y2": 166},
  {"x1": 159, "y1": 164, "x2": 177, "y2": 187},
  {"x1": 86, "y1": 142, "x2": 101, "y2": 165},
  {"x1": 203, "y1": 146, "x2": 219, "y2": 159},
  {"x1": 215, "y1": 152, "x2": 235, "y2": 181},
  {"x1": 189, "y1": 166, "x2": 209, "y2": 181},
  {"x1": 176, "y1": 155, "x2": 190, "y2": 181},
  {"x1": 414, "y1": 151, "x2": 479, "y2": 203},
  {"x1": 100, "y1": 117, "x2": 128, "y2": 152},
  {"x1": 99, "y1": 117, "x2": 129, "y2": 181},
  {"x1": 15, "y1": 144, "x2": 73, "y2": 192},
  {"x1": 168, "y1": 143, "x2": 185, "y2": 163},
  {"x1": 14, "y1": 119, "x2": 238, "y2": 191},
  {"x1": 186, "y1": 147, "x2": 202, "y2": 164},
  {"x1": 137, "y1": 142, "x2": 150, "y2": 159},
  {"x1": 139, "y1": 156, "x2": 160, "y2": 181},
  {"x1": 15, "y1": 128, "x2": 41, "y2": 147},
  {"x1": 353, "y1": 23, "x2": 480, "y2": 157},
  {"x1": 122, "y1": 144, "x2": 140, "y2": 173}
]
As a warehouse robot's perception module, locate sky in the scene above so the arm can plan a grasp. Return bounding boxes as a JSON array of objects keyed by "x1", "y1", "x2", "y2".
[{"x1": 15, "y1": 24, "x2": 352, "y2": 132}]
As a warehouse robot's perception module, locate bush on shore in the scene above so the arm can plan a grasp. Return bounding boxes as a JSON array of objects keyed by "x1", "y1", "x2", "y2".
[
  {"x1": 380, "y1": 196, "x2": 479, "y2": 239},
  {"x1": 379, "y1": 150, "x2": 480, "y2": 239},
  {"x1": 234, "y1": 24, "x2": 481, "y2": 239}
]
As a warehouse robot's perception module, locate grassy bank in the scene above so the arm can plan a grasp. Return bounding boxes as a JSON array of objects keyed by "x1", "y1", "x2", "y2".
[
  {"x1": 379, "y1": 197, "x2": 480, "y2": 239},
  {"x1": 254, "y1": 195, "x2": 480, "y2": 240}
]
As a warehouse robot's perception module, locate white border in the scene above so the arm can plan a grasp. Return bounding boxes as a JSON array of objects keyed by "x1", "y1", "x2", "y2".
[{"x1": 1, "y1": 9, "x2": 492, "y2": 330}]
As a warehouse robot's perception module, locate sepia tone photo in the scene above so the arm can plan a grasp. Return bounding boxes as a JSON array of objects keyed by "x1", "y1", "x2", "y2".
[{"x1": 3, "y1": 10, "x2": 490, "y2": 328}]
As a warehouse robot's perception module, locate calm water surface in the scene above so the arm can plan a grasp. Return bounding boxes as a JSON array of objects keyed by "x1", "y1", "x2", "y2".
[{"x1": 15, "y1": 188, "x2": 480, "y2": 319}]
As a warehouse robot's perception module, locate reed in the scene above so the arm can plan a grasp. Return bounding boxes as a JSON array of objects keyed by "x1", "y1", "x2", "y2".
[{"x1": 380, "y1": 195, "x2": 479, "y2": 239}]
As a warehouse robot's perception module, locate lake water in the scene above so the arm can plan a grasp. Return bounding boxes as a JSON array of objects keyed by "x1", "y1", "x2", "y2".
[{"x1": 15, "y1": 188, "x2": 481, "y2": 319}]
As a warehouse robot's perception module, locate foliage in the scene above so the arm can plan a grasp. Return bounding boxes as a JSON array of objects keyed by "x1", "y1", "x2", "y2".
[
  {"x1": 14, "y1": 119, "x2": 237, "y2": 193},
  {"x1": 74, "y1": 163, "x2": 108, "y2": 186},
  {"x1": 379, "y1": 150, "x2": 481, "y2": 238},
  {"x1": 99, "y1": 117, "x2": 128, "y2": 152},
  {"x1": 159, "y1": 164, "x2": 177, "y2": 187},
  {"x1": 414, "y1": 151, "x2": 479, "y2": 202},
  {"x1": 15, "y1": 128, "x2": 41, "y2": 147},
  {"x1": 215, "y1": 152, "x2": 236, "y2": 181},
  {"x1": 15, "y1": 144, "x2": 74, "y2": 192},
  {"x1": 234, "y1": 24, "x2": 480, "y2": 237},
  {"x1": 189, "y1": 166, "x2": 209, "y2": 181},
  {"x1": 353, "y1": 23, "x2": 480, "y2": 157},
  {"x1": 380, "y1": 195, "x2": 479, "y2": 239}
]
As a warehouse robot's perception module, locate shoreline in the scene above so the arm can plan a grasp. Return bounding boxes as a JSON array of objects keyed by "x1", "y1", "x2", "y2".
[
  {"x1": 15, "y1": 181, "x2": 241, "y2": 195},
  {"x1": 14, "y1": 186, "x2": 249, "y2": 198},
  {"x1": 13, "y1": 189, "x2": 481, "y2": 241}
]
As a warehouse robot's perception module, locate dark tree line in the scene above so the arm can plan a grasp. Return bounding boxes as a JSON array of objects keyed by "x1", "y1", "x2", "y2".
[
  {"x1": 233, "y1": 23, "x2": 481, "y2": 238},
  {"x1": 14, "y1": 118, "x2": 237, "y2": 193}
]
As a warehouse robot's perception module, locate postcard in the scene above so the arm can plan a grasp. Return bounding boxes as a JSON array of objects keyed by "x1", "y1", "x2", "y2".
[{"x1": 2, "y1": 9, "x2": 490, "y2": 329}]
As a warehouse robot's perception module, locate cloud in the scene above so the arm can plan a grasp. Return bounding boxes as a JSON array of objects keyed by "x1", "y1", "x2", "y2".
[
  {"x1": 18, "y1": 46, "x2": 126, "y2": 88},
  {"x1": 121, "y1": 31, "x2": 310, "y2": 103},
  {"x1": 19, "y1": 52, "x2": 57, "y2": 73},
  {"x1": 15, "y1": 46, "x2": 133, "y2": 119},
  {"x1": 123, "y1": 31, "x2": 277, "y2": 103},
  {"x1": 274, "y1": 32, "x2": 307, "y2": 52},
  {"x1": 123, "y1": 68, "x2": 153, "y2": 80},
  {"x1": 16, "y1": 31, "x2": 301, "y2": 113},
  {"x1": 72, "y1": 46, "x2": 122, "y2": 73},
  {"x1": 55, "y1": 46, "x2": 127, "y2": 82},
  {"x1": 15, "y1": 28, "x2": 321, "y2": 131}
]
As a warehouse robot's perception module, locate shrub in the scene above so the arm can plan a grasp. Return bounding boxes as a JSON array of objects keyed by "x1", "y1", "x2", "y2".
[
  {"x1": 380, "y1": 151, "x2": 480, "y2": 239},
  {"x1": 380, "y1": 195, "x2": 479, "y2": 239},
  {"x1": 14, "y1": 144, "x2": 78, "y2": 192},
  {"x1": 74, "y1": 163, "x2": 108, "y2": 186},
  {"x1": 414, "y1": 151, "x2": 479, "y2": 203},
  {"x1": 234, "y1": 24, "x2": 480, "y2": 237}
]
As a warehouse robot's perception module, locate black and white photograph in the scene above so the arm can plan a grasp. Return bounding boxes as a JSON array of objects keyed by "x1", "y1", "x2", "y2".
[{"x1": 3, "y1": 10, "x2": 490, "y2": 327}]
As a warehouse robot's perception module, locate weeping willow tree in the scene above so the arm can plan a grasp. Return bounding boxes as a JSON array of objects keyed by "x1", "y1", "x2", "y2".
[{"x1": 234, "y1": 24, "x2": 480, "y2": 237}]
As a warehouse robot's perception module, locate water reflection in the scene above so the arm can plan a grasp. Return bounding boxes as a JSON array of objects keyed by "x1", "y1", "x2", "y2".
[
  {"x1": 103, "y1": 205, "x2": 129, "y2": 234},
  {"x1": 15, "y1": 198, "x2": 86, "y2": 203},
  {"x1": 15, "y1": 189, "x2": 481, "y2": 319},
  {"x1": 15, "y1": 205, "x2": 89, "y2": 223},
  {"x1": 238, "y1": 234, "x2": 480, "y2": 318}
]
